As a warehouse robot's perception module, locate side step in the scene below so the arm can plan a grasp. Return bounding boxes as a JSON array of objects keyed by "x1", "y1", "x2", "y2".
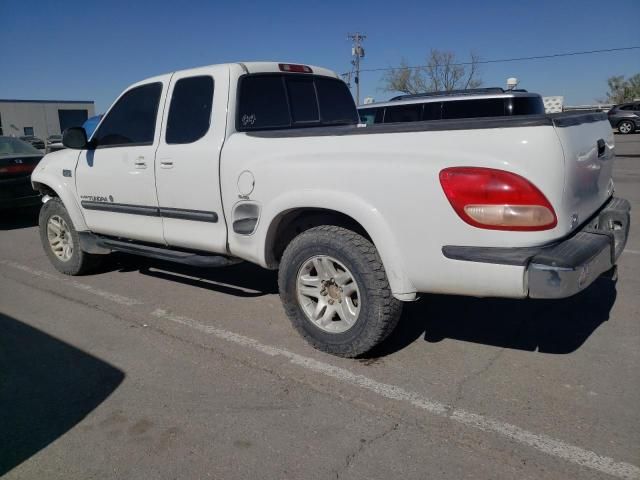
[{"x1": 79, "y1": 233, "x2": 241, "y2": 268}]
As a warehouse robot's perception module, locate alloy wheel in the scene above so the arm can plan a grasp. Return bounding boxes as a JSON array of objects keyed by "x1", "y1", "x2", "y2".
[{"x1": 296, "y1": 255, "x2": 361, "y2": 333}]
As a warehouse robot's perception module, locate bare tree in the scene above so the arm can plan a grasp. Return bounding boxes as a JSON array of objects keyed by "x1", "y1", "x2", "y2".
[
  {"x1": 382, "y1": 50, "x2": 482, "y2": 94},
  {"x1": 602, "y1": 74, "x2": 640, "y2": 104}
]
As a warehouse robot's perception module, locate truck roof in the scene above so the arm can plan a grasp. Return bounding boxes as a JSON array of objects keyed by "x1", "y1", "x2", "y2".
[{"x1": 132, "y1": 62, "x2": 341, "y2": 86}]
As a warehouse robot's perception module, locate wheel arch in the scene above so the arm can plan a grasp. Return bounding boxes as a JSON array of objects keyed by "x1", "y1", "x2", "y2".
[
  {"x1": 265, "y1": 207, "x2": 370, "y2": 266},
  {"x1": 259, "y1": 193, "x2": 416, "y2": 299},
  {"x1": 32, "y1": 177, "x2": 88, "y2": 231}
]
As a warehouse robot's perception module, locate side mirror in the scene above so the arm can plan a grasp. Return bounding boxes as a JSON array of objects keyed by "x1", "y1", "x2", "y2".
[{"x1": 62, "y1": 127, "x2": 90, "y2": 150}]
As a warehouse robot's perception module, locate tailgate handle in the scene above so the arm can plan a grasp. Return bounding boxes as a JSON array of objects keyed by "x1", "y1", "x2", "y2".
[{"x1": 597, "y1": 139, "x2": 606, "y2": 158}]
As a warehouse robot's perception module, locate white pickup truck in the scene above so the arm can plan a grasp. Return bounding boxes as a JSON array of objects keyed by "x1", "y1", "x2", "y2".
[{"x1": 32, "y1": 62, "x2": 630, "y2": 357}]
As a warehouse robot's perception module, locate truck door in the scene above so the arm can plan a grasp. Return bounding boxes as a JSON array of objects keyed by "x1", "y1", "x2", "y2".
[
  {"x1": 75, "y1": 76, "x2": 170, "y2": 244},
  {"x1": 154, "y1": 65, "x2": 229, "y2": 252}
]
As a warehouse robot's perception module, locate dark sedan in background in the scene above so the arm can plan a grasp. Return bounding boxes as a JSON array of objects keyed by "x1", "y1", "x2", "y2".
[
  {"x1": 19, "y1": 135, "x2": 45, "y2": 150},
  {"x1": 0, "y1": 136, "x2": 43, "y2": 209},
  {"x1": 608, "y1": 102, "x2": 640, "y2": 134}
]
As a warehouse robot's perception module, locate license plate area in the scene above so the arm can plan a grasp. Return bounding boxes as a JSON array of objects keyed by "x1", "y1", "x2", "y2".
[{"x1": 585, "y1": 198, "x2": 631, "y2": 263}]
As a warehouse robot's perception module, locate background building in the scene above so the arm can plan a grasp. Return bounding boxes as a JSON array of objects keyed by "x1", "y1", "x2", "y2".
[{"x1": 0, "y1": 99, "x2": 95, "y2": 138}]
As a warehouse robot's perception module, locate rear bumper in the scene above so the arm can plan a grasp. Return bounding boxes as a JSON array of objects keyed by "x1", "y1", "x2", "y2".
[
  {"x1": 442, "y1": 197, "x2": 631, "y2": 299},
  {"x1": 528, "y1": 197, "x2": 630, "y2": 298}
]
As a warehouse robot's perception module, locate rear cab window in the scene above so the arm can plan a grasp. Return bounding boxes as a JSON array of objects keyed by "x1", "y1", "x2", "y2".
[{"x1": 237, "y1": 74, "x2": 358, "y2": 131}]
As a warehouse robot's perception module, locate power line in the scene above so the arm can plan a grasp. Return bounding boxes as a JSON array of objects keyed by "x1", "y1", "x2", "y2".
[{"x1": 347, "y1": 46, "x2": 640, "y2": 75}]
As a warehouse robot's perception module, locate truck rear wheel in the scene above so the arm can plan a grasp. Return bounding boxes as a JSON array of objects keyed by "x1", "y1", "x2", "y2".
[
  {"x1": 39, "y1": 198, "x2": 102, "y2": 275},
  {"x1": 278, "y1": 225, "x2": 402, "y2": 357}
]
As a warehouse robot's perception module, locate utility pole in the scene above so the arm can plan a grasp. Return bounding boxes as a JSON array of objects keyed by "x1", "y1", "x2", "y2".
[{"x1": 347, "y1": 32, "x2": 366, "y2": 105}]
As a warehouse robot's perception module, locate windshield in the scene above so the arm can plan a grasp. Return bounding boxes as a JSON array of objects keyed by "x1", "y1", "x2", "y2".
[{"x1": 0, "y1": 136, "x2": 43, "y2": 156}]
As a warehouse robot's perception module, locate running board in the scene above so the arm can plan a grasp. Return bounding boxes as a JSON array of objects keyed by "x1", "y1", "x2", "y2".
[{"x1": 79, "y1": 233, "x2": 241, "y2": 268}]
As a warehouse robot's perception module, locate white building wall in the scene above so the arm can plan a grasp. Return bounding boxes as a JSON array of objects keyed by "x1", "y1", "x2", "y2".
[{"x1": 0, "y1": 101, "x2": 95, "y2": 138}]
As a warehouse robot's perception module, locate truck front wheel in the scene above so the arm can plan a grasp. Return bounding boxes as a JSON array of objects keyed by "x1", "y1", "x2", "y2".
[
  {"x1": 278, "y1": 225, "x2": 402, "y2": 357},
  {"x1": 39, "y1": 198, "x2": 102, "y2": 275}
]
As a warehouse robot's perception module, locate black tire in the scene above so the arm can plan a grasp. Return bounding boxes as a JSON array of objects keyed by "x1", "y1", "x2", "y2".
[
  {"x1": 618, "y1": 120, "x2": 635, "y2": 135},
  {"x1": 278, "y1": 225, "x2": 403, "y2": 357},
  {"x1": 39, "y1": 198, "x2": 102, "y2": 275}
]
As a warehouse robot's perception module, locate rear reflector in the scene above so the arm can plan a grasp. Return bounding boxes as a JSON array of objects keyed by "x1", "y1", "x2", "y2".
[
  {"x1": 439, "y1": 167, "x2": 557, "y2": 231},
  {"x1": 278, "y1": 63, "x2": 313, "y2": 73}
]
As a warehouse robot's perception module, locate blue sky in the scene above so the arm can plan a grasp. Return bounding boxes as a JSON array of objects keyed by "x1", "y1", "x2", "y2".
[{"x1": 2, "y1": 0, "x2": 638, "y2": 112}]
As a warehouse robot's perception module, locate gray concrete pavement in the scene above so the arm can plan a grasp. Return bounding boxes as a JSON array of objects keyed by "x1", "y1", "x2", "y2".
[{"x1": 1, "y1": 134, "x2": 639, "y2": 479}]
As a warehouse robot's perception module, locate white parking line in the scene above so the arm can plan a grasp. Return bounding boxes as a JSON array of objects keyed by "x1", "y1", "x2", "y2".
[
  {"x1": 2, "y1": 259, "x2": 638, "y2": 479},
  {"x1": 152, "y1": 308, "x2": 640, "y2": 480},
  {"x1": 624, "y1": 249, "x2": 640, "y2": 256},
  {"x1": 0, "y1": 260, "x2": 142, "y2": 306}
]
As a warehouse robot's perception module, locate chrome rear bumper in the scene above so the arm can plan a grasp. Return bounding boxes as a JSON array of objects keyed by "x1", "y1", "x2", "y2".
[{"x1": 527, "y1": 197, "x2": 630, "y2": 298}]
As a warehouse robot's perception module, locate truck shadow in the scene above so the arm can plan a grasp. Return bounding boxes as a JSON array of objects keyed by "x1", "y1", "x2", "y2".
[
  {"x1": 0, "y1": 206, "x2": 39, "y2": 231},
  {"x1": 108, "y1": 255, "x2": 616, "y2": 356},
  {"x1": 0, "y1": 312, "x2": 124, "y2": 476},
  {"x1": 109, "y1": 254, "x2": 278, "y2": 297},
  {"x1": 370, "y1": 276, "x2": 617, "y2": 358}
]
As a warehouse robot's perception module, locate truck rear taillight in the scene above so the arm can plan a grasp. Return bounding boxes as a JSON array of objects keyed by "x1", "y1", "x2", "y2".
[
  {"x1": 439, "y1": 167, "x2": 557, "y2": 231},
  {"x1": 278, "y1": 63, "x2": 313, "y2": 73}
]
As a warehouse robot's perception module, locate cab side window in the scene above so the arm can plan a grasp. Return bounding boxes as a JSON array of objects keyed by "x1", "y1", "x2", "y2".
[
  {"x1": 166, "y1": 76, "x2": 214, "y2": 144},
  {"x1": 94, "y1": 83, "x2": 162, "y2": 148}
]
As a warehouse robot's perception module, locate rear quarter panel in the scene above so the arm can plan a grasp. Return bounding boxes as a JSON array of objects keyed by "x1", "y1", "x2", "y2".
[{"x1": 220, "y1": 124, "x2": 568, "y2": 297}]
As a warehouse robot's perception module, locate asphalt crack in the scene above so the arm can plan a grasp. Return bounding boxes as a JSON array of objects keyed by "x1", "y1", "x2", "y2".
[
  {"x1": 448, "y1": 347, "x2": 506, "y2": 415},
  {"x1": 335, "y1": 422, "x2": 400, "y2": 479}
]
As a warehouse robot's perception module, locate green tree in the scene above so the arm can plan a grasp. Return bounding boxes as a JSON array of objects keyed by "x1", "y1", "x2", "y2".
[
  {"x1": 382, "y1": 50, "x2": 482, "y2": 94},
  {"x1": 603, "y1": 74, "x2": 640, "y2": 104}
]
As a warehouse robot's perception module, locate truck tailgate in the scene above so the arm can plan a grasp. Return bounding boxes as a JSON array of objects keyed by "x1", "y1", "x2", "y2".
[{"x1": 552, "y1": 113, "x2": 615, "y2": 233}]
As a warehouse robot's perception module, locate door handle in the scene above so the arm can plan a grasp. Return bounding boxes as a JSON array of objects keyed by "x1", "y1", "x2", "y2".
[
  {"x1": 134, "y1": 156, "x2": 147, "y2": 169},
  {"x1": 160, "y1": 161, "x2": 174, "y2": 169}
]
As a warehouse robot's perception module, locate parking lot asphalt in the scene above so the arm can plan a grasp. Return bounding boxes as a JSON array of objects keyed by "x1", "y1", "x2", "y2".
[{"x1": 1, "y1": 134, "x2": 639, "y2": 480}]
